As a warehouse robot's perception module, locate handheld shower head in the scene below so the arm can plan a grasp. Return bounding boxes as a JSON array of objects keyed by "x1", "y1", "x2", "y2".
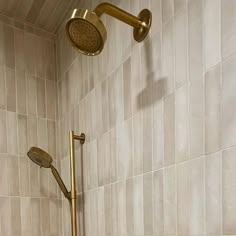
[
  {"x1": 27, "y1": 147, "x2": 71, "y2": 200},
  {"x1": 66, "y1": 2, "x2": 152, "y2": 56},
  {"x1": 27, "y1": 147, "x2": 52, "y2": 168}
]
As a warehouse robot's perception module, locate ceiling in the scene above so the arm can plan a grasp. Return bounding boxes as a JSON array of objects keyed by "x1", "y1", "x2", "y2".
[{"x1": 0, "y1": 0, "x2": 79, "y2": 33}]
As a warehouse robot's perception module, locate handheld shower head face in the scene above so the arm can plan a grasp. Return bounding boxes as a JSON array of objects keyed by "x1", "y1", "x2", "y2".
[
  {"x1": 66, "y1": 9, "x2": 107, "y2": 56},
  {"x1": 27, "y1": 147, "x2": 53, "y2": 168}
]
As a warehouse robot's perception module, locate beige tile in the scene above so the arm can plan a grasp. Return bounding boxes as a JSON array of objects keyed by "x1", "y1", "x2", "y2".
[
  {"x1": 36, "y1": 77, "x2": 46, "y2": 118},
  {"x1": 133, "y1": 175, "x2": 144, "y2": 235},
  {"x1": 46, "y1": 80, "x2": 56, "y2": 120},
  {"x1": 133, "y1": 111, "x2": 143, "y2": 175},
  {"x1": 31, "y1": 198, "x2": 41, "y2": 236},
  {"x1": 37, "y1": 118, "x2": 47, "y2": 151},
  {"x1": 45, "y1": 41, "x2": 56, "y2": 81},
  {"x1": 205, "y1": 151, "x2": 222, "y2": 235},
  {"x1": 7, "y1": 111, "x2": 18, "y2": 155},
  {"x1": 29, "y1": 160, "x2": 40, "y2": 197},
  {"x1": 27, "y1": 74, "x2": 37, "y2": 116},
  {"x1": 35, "y1": 37, "x2": 45, "y2": 79},
  {"x1": 189, "y1": 79, "x2": 205, "y2": 158},
  {"x1": 205, "y1": 63, "x2": 221, "y2": 154},
  {"x1": 14, "y1": 28, "x2": 25, "y2": 73},
  {"x1": 188, "y1": 0, "x2": 203, "y2": 83},
  {"x1": 222, "y1": 0, "x2": 236, "y2": 58},
  {"x1": 151, "y1": 0, "x2": 161, "y2": 34},
  {"x1": 16, "y1": 70, "x2": 27, "y2": 114},
  {"x1": 0, "y1": 67, "x2": 6, "y2": 109},
  {"x1": 4, "y1": 24, "x2": 15, "y2": 69},
  {"x1": 110, "y1": 127, "x2": 117, "y2": 183},
  {"x1": 10, "y1": 197, "x2": 21, "y2": 236},
  {"x1": 0, "y1": 197, "x2": 11, "y2": 235},
  {"x1": 117, "y1": 119, "x2": 133, "y2": 180},
  {"x1": 19, "y1": 156, "x2": 30, "y2": 197},
  {"x1": 175, "y1": 7, "x2": 188, "y2": 88},
  {"x1": 101, "y1": 79, "x2": 109, "y2": 133},
  {"x1": 7, "y1": 155, "x2": 19, "y2": 196},
  {"x1": 0, "y1": 23, "x2": 4, "y2": 66},
  {"x1": 177, "y1": 161, "x2": 190, "y2": 234},
  {"x1": 49, "y1": 199, "x2": 59, "y2": 236},
  {"x1": 174, "y1": 0, "x2": 188, "y2": 13},
  {"x1": 162, "y1": 0, "x2": 174, "y2": 25},
  {"x1": 126, "y1": 178, "x2": 134, "y2": 235},
  {"x1": 17, "y1": 114, "x2": 28, "y2": 155},
  {"x1": 27, "y1": 116, "x2": 37, "y2": 149},
  {"x1": 123, "y1": 57, "x2": 132, "y2": 120},
  {"x1": 153, "y1": 170, "x2": 164, "y2": 236},
  {"x1": 223, "y1": 147, "x2": 236, "y2": 234},
  {"x1": 41, "y1": 198, "x2": 50, "y2": 236},
  {"x1": 108, "y1": 67, "x2": 124, "y2": 129},
  {"x1": 189, "y1": 157, "x2": 205, "y2": 235},
  {"x1": 0, "y1": 154, "x2": 8, "y2": 195},
  {"x1": 0, "y1": 109, "x2": 7, "y2": 153},
  {"x1": 97, "y1": 187, "x2": 105, "y2": 236},
  {"x1": 164, "y1": 93, "x2": 175, "y2": 166},
  {"x1": 47, "y1": 120, "x2": 56, "y2": 159},
  {"x1": 117, "y1": 181, "x2": 127, "y2": 236},
  {"x1": 24, "y1": 32, "x2": 35, "y2": 76},
  {"x1": 6, "y1": 68, "x2": 16, "y2": 112},
  {"x1": 203, "y1": 0, "x2": 221, "y2": 70},
  {"x1": 104, "y1": 185, "x2": 112, "y2": 235},
  {"x1": 175, "y1": 84, "x2": 189, "y2": 163},
  {"x1": 143, "y1": 172, "x2": 153, "y2": 235},
  {"x1": 162, "y1": 19, "x2": 174, "y2": 95},
  {"x1": 164, "y1": 165, "x2": 176, "y2": 235},
  {"x1": 222, "y1": 54, "x2": 236, "y2": 148}
]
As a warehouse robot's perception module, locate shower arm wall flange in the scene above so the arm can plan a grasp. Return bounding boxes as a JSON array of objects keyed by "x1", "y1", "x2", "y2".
[{"x1": 94, "y1": 2, "x2": 152, "y2": 42}]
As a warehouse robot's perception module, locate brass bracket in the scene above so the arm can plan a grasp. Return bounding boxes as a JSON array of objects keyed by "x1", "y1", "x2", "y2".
[{"x1": 73, "y1": 133, "x2": 86, "y2": 144}]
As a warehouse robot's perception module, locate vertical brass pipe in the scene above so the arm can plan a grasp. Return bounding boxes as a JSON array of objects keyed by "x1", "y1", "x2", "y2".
[{"x1": 69, "y1": 130, "x2": 77, "y2": 236}]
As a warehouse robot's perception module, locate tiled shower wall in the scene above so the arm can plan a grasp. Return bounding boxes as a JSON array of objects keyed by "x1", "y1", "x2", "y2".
[
  {"x1": 56, "y1": 0, "x2": 236, "y2": 236},
  {"x1": 0, "y1": 16, "x2": 62, "y2": 236}
]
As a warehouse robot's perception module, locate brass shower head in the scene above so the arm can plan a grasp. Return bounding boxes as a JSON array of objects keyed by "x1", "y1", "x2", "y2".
[
  {"x1": 66, "y1": 2, "x2": 152, "y2": 56},
  {"x1": 27, "y1": 147, "x2": 71, "y2": 200}
]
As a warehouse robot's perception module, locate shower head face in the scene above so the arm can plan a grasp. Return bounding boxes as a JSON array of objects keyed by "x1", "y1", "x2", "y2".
[
  {"x1": 27, "y1": 147, "x2": 53, "y2": 168},
  {"x1": 66, "y1": 9, "x2": 107, "y2": 56}
]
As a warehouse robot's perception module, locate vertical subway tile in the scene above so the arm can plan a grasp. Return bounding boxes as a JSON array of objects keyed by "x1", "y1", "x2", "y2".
[
  {"x1": 164, "y1": 93, "x2": 175, "y2": 166},
  {"x1": 175, "y1": 84, "x2": 189, "y2": 163},
  {"x1": 162, "y1": 19, "x2": 174, "y2": 95},
  {"x1": 143, "y1": 172, "x2": 153, "y2": 235},
  {"x1": 101, "y1": 79, "x2": 109, "y2": 133},
  {"x1": 223, "y1": 147, "x2": 236, "y2": 234},
  {"x1": 37, "y1": 118, "x2": 47, "y2": 151},
  {"x1": 16, "y1": 70, "x2": 27, "y2": 114},
  {"x1": 162, "y1": 0, "x2": 174, "y2": 25},
  {"x1": 104, "y1": 185, "x2": 112, "y2": 235},
  {"x1": 0, "y1": 23, "x2": 4, "y2": 66},
  {"x1": 24, "y1": 32, "x2": 35, "y2": 76},
  {"x1": 110, "y1": 127, "x2": 117, "y2": 183},
  {"x1": 222, "y1": 54, "x2": 236, "y2": 148},
  {"x1": 164, "y1": 166, "x2": 177, "y2": 235},
  {"x1": 126, "y1": 178, "x2": 134, "y2": 235},
  {"x1": 7, "y1": 111, "x2": 18, "y2": 155},
  {"x1": 49, "y1": 199, "x2": 59, "y2": 236},
  {"x1": 14, "y1": 28, "x2": 25, "y2": 73},
  {"x1": 27, "y1": 74, "x2": 37, "y2": 116},
  {"x1": 117, "y1": 119, "x2": 133, "y2": 180},
  {"x1": 222, "y1": 0, "x2": 236, "y2": 58},
  {"x1": 97, "y1": 187, "x2": 105, "y2": 236},
  {"x1": 46, "y1": 80, "x2": 56, "y2": 120},
  {"x1": 6, "y1": 68, "x2": 16, "y2": 112},
  {"x1": 47, "y1": 120, "x2": 56, "y2": 159},
  {"x1": 205, "y1": 63, "x2": 221, "y2": 154},
  {"x1": 19, "y1": 156, "x2": 30, "y2": 197},
  {"x1": 31, "y1": 198, "x2": 41, "y2": 236},
  {"x1": 29, "y1": 160, "x2": 40, "y2": 197},
  {"x1": 0, "y1": 154, "x2": 8, "y2": 195},
  {"x1": 175, "y1": 6, "x2": 188, "y2": 88},
  {"x1": 153, "y1": 170, "x2": 164, "y2": 236},
  {"x1": 17, "y1": 114, "x2": 28, "y2": 155},
  {"x1": 123, "y1": 57, "x2": 132, "y2": 120},
  {"x1": 0, "y1": 67, "x2": 6, "y2": 109},
  {"x1": 151, "y1": 0, "x2": 162, "y2": 34},
  {"x1": 133, "y1": 175, "x2": 144, "y2": 235},
  {"x1": 7, "y1": 155, "x2": 19, "y2": 196},
  {"x1": 203, "y1": 0, "x2": 221, "y2": 70},
  {"x1": 35, "y1": 37, "x2": 45, "y2": 79},
  {"x1": 0, "y1": 197, "x2": 11, "y2": 235},
  {"x1": 133, "y1": 111, "x2": 143, "y2": 175},
  {"x1": 174, "y1": 0, "x2": 188, "y2": 13},
  {"x1": 0, "y1": 109, "x2": 7, "y2": 153},
  {"x1": 27, "y1": 116, "x2": 37, "y2": 149},
  {"x1": 4, "y1": 24, "x2": 15, "y2": 69},
  {"x1": 10, "y1": 197, "x2": 21, "y2": 236},
  {"x1": 205, "y1": 151, "x2": 222, "y2": 235},
  {"x1": 37, "y1": 77, "x2": 46, "y2": 118},
  {"x1": 41, "y1": 199, "x2": 50, "y2": 236}
]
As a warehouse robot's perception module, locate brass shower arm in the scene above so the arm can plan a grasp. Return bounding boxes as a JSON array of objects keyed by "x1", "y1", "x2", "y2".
[
  {"x1": 94, "y1": 2, "x2": 148, "y2": 29},
  {"x1": 50, "y1": 164, "x2": 71, "y2": 200}
]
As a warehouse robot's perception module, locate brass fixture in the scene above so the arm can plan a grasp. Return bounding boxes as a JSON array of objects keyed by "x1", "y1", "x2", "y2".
[
  {"x1": 66, "y1": 2, "x2": 152, "y2": 56},
  {"x1": 27, "y1": 131, "x2": 86, "y2": 236}
]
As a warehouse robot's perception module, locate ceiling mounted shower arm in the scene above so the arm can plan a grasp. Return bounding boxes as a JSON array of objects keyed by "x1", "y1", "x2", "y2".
[{"x1": 94, "y1": 2, "x2": 145, "y2": 29}]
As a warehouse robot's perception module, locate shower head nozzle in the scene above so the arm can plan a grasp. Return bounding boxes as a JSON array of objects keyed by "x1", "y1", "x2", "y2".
[
  {"x1": 66, "y1": 9, "x2": 107, "y2": 56},
  {"x1": 27, "y1": 147, "x2": 53, "y2": 168},
  {"x1": 66, "y1": 2, "x2": 152, "y2": 56}
]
